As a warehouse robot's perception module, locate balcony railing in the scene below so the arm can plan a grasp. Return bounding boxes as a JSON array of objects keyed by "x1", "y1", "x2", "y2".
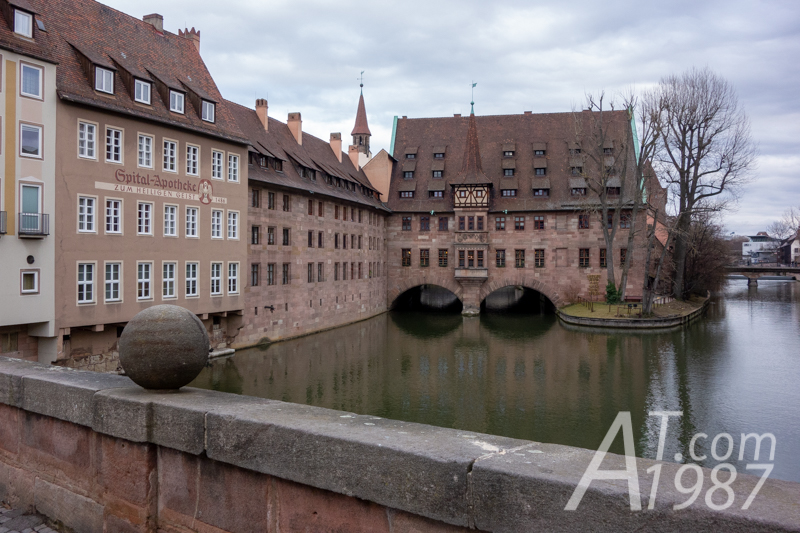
[
  {"x1": 0, "y1": 211, "x2": 6, "y2": 235},
  {"x1": 18, "y1": 213, "x2": 50, "y2": 237}
]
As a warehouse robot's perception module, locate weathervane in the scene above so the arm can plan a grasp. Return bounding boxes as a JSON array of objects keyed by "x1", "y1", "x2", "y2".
[
  {"x1": 471, "y1": 81, "x2": 477, "y2": 114},
  {"x1": 358, "y1": 71, "x2": 365, "y2": 94}
]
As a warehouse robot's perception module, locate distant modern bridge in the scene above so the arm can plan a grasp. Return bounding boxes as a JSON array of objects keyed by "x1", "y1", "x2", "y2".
[{"x1": 725, "y1": 265, "x2": 800, "y2": 285}]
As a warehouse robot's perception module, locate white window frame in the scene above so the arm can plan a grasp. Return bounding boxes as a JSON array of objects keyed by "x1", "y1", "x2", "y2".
[
  {"x1": 211, "y1": 210, "x2": 222, "y2": 239},
  {"x1": 164, "y1": 204, "x2": 178, "y2": 237},
  {"x1": 95, "y1": 67, "x2": 114, "y2": 94},
  {"x1": 227, "y1": 154, "x2": 240, "y2": 182},
  {"x1": 137, "y1": 202, "x2": 153, "y2": 235},
  {"x1": 77, "y1": 196, "x2": 96, "y2": 233},
  {"x1": 227, "y1": 210, "x2": 239, "y2": 240},
  {"x1": 20, "y1": 123, "x2": 42, "y2": 158},
  {"x1": 186, "y1": 144, "x2": 199, "y2": 176},
  {"x1": 137, "y1": 262, "x2": 153, "y2": 301},
  {"x1": 162, "y1": 262, "x2": 177, "y2": 299},
  {"x1": 137, "y1": 134, "x2": 153, "y2": 168},
  {"x1": 20, "y1": 63, "x2": 41, "y2": 98},
  {"x1": 105, "y1": 199, "x2": 122, "y2": 234},
  {"x1": 21, "y1": 270, "x2": 39, "y2": 294},
  {"x1": 185, "y1": 262, "x2": 199, "y2": 298},
  {"x1": 227, "y1": 262, "x2": 239, "y2": 295},
  {"x1": 211, "y1": 150, "x2": 224, "y2": 180},
  {"x1": 14, "y1": 10, "x2": 32, "y2": 38},
  {"x1": 105, "y1": 127, "x2": 123, "y2": 163},
  {"x1": 78, "y1": 121, "x2": 97, "y2": 159},
  {"x1": 104, "y1": 262, "x2": 122, "y2": 303},
  {"x1": 185, "y1": 207, "x2": 198, "y2": 238},
  {"x1": 202, "y1": 100, "x2": 215, "y2": 123},
  {"x1": 169, "y1": 90, "x2": 185, "y2": 114},
  {"x1": 77, "y1": 263, "x2": 95, "y2": 304},
  {"x1": 210, "y1": 262, "x2": 222, "y2": 296},
  {"x1": 163, "y1": 139, "x2": 177, "y2": 172},
  {"x1": 134, "y1": 79, "x2": 151, "y2": 104}
]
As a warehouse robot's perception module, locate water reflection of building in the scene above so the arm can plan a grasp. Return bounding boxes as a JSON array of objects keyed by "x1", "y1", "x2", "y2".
[{"x1": 194, "y1": 312, "x2": 650, "y2": 454}]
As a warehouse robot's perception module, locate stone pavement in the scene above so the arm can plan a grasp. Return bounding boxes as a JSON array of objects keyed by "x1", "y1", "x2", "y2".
[{"x1": 0, "y1": 506, "x2": 59, "y2": 533}]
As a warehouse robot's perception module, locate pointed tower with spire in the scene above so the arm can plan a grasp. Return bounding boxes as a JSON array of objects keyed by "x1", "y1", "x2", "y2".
[{"x1": 351, "y1": 76, "x2": 372, "y2": 162}]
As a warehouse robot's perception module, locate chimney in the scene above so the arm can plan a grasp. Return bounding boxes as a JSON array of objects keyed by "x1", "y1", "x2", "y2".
[
  {"x1": 330, "y1": 133, "x2": 342, "y2": 163},
  {"x1": 143, "y1": 13, "x2": 163, "y2": 33},
  {"x1": 288, "y1": 112, "x2": 302, "y2": 145},
  {"x1": 256, "y1": 99, "x2": 269, "y2": 131},
  {"x1": 179, "y1": 27, "x2": 201, "y2": 52},
  {"x1": 348, "y1": 145, "x2": 360, "y2": 170}
]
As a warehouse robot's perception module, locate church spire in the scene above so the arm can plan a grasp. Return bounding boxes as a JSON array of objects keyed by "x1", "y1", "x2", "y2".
[{"x1": 351, "y1": 74, "x2": 371, "y2": 157}]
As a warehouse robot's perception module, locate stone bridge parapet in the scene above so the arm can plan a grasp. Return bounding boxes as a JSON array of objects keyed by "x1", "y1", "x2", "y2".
[{"x1": 0, "y1": 357, "x2": 798, "y2": 532}]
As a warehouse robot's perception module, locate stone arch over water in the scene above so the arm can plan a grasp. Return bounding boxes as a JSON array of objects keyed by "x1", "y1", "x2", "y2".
[
  {"x1": 389, "y1": 280, "x2": 463, "y2": 310},
  {"x1": 479, "y1": 277, "x2": 564, "y2": 309}
]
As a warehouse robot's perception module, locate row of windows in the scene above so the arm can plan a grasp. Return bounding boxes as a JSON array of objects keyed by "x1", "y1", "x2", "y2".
[
  {"x1": 250, "y1": 190, "x2": 382, "y2": 226},
  {"x1": 300, "y1": 261, "x2": 384, "y2": 283},
  {"x1": 91, "y1": 66, "x2": 215, "y2": 122},
  {"x1": 75, "y1": 261, "x2": 240, "y2": 304},
  {"x1": 77, "y1": 121, "x2": 239, "y2": 181},
  {"x1": 400, "y1": 214, "x2": 630, "y2": 231},
  {"x1": 400, "y1": 248, "x2": 627, "y2": 268},
  {"x1": 76, "y1": 196, "x2": 238, "y2": 238},
  {"x1": 400, "y1": 186, "x2": 620, "y2": 199},
  {"x1": 403, "y1": 148, "x2": 555, "y2": 162}
]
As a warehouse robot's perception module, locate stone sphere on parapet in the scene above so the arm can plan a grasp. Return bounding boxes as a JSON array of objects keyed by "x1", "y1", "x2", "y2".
[{"x1": 119, "y1": 304, "x2": 209, "y2": 390}]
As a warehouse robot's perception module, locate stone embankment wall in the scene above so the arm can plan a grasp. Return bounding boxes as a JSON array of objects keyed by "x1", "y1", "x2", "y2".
[{"x1": 1, "y1": 357, "x2": 798, "y2": 533}]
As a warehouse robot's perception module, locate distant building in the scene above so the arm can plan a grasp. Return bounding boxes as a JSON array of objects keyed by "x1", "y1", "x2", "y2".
[
  {"x1": 777, "y1": 231, "x2": 800, "y2": 265},
  {"x1": 742, "y1": 233, "x2": 780, "y2": 262}
]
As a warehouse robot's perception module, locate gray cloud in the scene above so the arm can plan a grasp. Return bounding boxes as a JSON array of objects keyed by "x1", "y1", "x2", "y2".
[{"x1": 106, "y1": 0, "x2": 800, "y2": 235}]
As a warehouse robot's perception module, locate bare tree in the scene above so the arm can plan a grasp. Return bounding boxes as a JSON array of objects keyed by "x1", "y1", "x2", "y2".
[
  {"x1": 571, "y1": 94, "x2": 637, "y2": 302},
  {"x1": 767, "y1": 206, "x2": 800, "y2": 240},
  {"x1": 651, "y1": 67, "x2": 756, "y2": 299}
]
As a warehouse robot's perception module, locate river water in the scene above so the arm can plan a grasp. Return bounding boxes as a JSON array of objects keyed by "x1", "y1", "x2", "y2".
[{"x1": 191, "y1": 279, "x2": 800, "y2": 483}]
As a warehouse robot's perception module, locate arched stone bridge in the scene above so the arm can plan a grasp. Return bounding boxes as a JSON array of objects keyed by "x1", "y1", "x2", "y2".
[{"x1": 388, "y1": 272, "x2": 566, "y2": 315}]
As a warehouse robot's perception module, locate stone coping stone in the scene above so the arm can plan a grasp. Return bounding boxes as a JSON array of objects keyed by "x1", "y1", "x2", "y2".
[{"x1": 2, "y1": 356, "x2": 799, "y2": 532}]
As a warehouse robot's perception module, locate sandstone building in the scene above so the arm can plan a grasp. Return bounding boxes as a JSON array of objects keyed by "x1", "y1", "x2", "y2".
[
  {"x1": 380, "y1": 109, "x2": 647, "y2": 314},
  {"x1": 232, "y1": 97, "x2": 389, "y2": 346}
]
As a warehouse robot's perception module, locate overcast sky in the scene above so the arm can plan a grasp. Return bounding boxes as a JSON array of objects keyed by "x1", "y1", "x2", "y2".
[{"x1": 107, "y1": 0, "x2": 800, "y2": 235}]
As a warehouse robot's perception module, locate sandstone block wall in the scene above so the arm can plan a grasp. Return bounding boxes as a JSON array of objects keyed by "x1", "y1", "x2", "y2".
[
  {"x1": 239, "y1": 186, "x2": 388, "y2": 346},
  {"x1": 386, "y1": 211, "x2": 648, "y2": 309}
]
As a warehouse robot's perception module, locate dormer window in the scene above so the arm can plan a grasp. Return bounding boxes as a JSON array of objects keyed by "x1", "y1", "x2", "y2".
[
  {"x1": 169, "y1": 90, "x2": 185, "y2": 113},
  {"x1": 434, "y1": 153, "x2": 444, "y2": 159},
  {"x1": 503, "y1": 151, "x2": 514, "y2": 157},
  {"x1": 202, "y1": 100, "x2": 215, "y2": 123},
  {"x1": 134, "y1": 79, "x2": 151, "y2": 104},
  {"x1": 406, "y1": 154, "x2": 415, "y2": 159},
  {"x1": 534, "y1": 149, "x2": 545, "y2": 156},
  {"x1": 95, "y1": 67, "x2": 114, "y2": 94},
  {"x1": 570, "y1": 148, "x2": 582, "y2": 155},
  {"x1": 503, "y1": 169, "x2": 514, "y2": 177},
  {"x1": 432, "y1": 170, "x2": 443, "y2": 178},
  {"x1": 603, "y1": 147, "x2": 613, "y2": 155},
  {"x1": 14, "y1": 10, "x2": 33, "y2": 38},
  {"x1": 403, "y1": 171, "x2": 414, "y2": 179}
]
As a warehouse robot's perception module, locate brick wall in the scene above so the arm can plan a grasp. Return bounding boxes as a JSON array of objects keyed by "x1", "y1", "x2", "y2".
[{"x1": 239, "y1": 185, "x2": 388, "y2": 346}]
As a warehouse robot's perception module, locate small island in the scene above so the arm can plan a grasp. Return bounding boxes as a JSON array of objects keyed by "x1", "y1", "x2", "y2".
[{"x1": 557, "y1": 294, "x2": 709, "y2": 328}]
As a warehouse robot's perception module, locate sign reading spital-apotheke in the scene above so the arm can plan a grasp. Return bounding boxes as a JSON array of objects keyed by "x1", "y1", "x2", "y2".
[{"x1": 93, "y1": 170, "x2": 228, "y2": 204}]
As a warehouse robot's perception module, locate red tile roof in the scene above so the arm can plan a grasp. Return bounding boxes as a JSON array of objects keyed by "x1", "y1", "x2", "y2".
[
  {"x1": 0, "y1": 1, "x2": 57, "y2": 64},
  {"x1": 228, "y1": 100, "x2": 388, "y2": 211},
  {"x1": 453, "y1": 113, "x2": 490, "y2": 184},
  {"x1": 388, "y1": 110, "x2": 638, "y2": 213},
  {"x1": 22, "y1": 0, "x2": 247, "y2": 144}
]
